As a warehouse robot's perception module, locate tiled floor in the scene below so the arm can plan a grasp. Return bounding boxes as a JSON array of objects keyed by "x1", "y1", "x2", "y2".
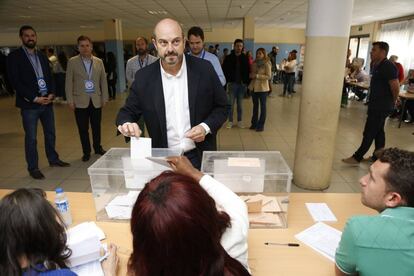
[{"x1": 0, "y1": 84, "x2": 413, "y2": 193}]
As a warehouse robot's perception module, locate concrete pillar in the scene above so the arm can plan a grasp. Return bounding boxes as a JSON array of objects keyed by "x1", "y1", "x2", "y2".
[
  {"x1": 243, "y1": 17, "x2": 255, "y2": 52},
  {"x1": 104, "y1": 19, "x2": 126, "y2": 93},
  {"x1": 293, "y1": 0, "x2": 354, "y2": 190}
]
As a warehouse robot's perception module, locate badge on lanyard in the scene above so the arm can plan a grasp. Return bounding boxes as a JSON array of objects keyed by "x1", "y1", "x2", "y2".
[
  {"x1": 84, "y1": 80, "x2": 95, "y2": 93},
  {"x1": 37, "y1": 77, "x2": 48, "y2": 95},
  {"x1": 82, "y1": 58, "x2": 95, "y2": 93}
]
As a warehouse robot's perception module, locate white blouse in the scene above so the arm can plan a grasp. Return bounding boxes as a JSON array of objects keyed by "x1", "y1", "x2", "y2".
[{"x1": 199, "y1": 174, "x2": 249, "y2": 270}]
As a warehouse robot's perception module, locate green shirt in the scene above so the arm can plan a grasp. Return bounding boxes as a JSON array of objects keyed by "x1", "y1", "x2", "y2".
[{"x1": 335, "y1": 207, "x2": 414, "y2": 276}]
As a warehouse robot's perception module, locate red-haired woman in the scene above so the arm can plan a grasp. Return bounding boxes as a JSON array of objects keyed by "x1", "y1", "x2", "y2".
[{"x1": 128, "y1": 156, "x2": 250, "y2": 276}]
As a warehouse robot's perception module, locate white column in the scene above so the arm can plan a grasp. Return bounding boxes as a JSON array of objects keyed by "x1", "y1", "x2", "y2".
[{"x1": 293, "y1": 0, "x2": 354, "y2": 190}]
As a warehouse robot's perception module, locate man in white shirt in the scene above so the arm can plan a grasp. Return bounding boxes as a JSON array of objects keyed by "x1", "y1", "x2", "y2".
[
  {"x1": 116, "y1": 18, "x2": 227, "y2": 169},
  {"x1": 125, "y1": 37, "x2": 158, "y2": 88},
  {"x1": 187, "y1": 26, "x2": 226, "y2": 86}
]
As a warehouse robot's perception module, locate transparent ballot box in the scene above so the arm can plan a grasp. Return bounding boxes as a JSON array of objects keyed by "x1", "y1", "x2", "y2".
[
  {"x1": 87, "y1": 148, "x2": 180, "y2": 221},
  {"x1": 201, "y1": 151, "x2": 292, "y2": 228}
]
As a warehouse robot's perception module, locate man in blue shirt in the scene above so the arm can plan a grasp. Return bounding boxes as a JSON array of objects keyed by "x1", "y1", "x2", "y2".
[
  {"x1": 187, "y1": 26, "x2": 226, "y2": 87},
  {"x1": 335, "y1": 148, "x2": 414, "y2": 276}
]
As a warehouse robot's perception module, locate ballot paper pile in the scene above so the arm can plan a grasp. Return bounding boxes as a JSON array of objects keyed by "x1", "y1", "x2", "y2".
[
  {"x1": 66, "y1": 222, "x2": 107, "y2": 276},
  {"x1": 240, "y1": 194, "x2": 287, "y2": 228},
  {"x1": 104, "y1": 191, "x2": 140, "y2": 219}
]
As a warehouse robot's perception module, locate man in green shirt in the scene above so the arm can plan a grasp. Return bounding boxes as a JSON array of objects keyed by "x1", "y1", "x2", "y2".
[{"x1": 335, "y1": 148, "x2": 414, "y2": 276}]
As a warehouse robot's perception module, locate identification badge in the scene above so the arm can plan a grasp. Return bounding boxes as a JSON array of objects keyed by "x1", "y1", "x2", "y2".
[
  {"x1": 37, "y1": 77, "x2": 47, "y2": 95},
  {"x1": 84, "y1": 80, "x2": 95, "y2": 93}
]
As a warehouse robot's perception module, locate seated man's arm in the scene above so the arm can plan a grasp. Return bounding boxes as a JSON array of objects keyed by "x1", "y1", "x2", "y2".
[{"x1": 335, "y1": 218, "x2": 359, "y2": 276}]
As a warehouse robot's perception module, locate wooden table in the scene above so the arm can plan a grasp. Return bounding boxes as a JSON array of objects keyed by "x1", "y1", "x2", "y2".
[
  {"x1": 0, "y1": 190, "x2": 375, "y2": 276},
  {"x1": 398, "y1": 91, "x2": 414, "y2": 128}
]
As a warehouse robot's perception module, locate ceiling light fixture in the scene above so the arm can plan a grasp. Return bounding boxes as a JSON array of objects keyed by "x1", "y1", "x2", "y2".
[{"x1": 147, "y1": 10, "x2": 168, "y2": 15}]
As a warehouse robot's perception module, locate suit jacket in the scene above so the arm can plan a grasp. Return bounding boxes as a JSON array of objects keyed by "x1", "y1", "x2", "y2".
[
  {"x1": 65, "y1": 55, "x2": 108, "y2": 108},
  {"x1": 7, "y1": 47, "x2": 55, "y2": 109},
  {"x1": 116, "y1": 55, "x2": 228, "y2": 152}
]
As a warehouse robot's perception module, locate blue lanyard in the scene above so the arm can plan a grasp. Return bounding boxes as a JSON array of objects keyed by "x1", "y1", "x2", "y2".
[
  {"x1": 81, "y1": 57, "x2": 93, "y2": 80},
  {"x1": 138, "y1": 55, "x2": 148, "y2": 69},
  {"x1": 23, "y1": 47, "x2": 43, "y2": 78},
  {"x1": 199, "y1": 50, "x2": 206, "y2": 60}
]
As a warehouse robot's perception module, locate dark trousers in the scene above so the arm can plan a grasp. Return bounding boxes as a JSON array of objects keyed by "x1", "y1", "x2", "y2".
[
  {"x1": 251, "y1": 92, "x2": 268, "y2": 129},
  {"x1": 184, "y1": 148, "x2": 202, "y2": 170},
  {"x1": 21, "y1": 105, "x2": 59, "y2": 171},
  {"x1": 74, "y1": 100, "x2": 102, "y2": 155},
  {"x1": 283, "y1": 73, "x2": 295, "y2": 95},
  {"x1": 108, "y1": 79, "x2": 116, "y2": 99},
  {"x1": 353, "y1": 109, "x2": 389, "y2": 161},
  {"x1": 54, "y1": 73, "x2": 66, "y2": 100}
]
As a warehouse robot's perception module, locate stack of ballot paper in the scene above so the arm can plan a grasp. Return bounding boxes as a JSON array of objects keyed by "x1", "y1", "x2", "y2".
[
  {"x1": 240, "y1": 194, "x2": 284, "y2": 227},
  {"x1": 66, "y1": 222, "x2": 106, "y2": 271},
  {"x1": 104, "y1": 191, "x2": 140, "y2": 219}
]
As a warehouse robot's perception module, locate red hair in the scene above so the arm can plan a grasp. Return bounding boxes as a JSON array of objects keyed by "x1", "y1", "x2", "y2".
[{"x1": 128, "y1": 171, "x2": 250, "y2": 276}]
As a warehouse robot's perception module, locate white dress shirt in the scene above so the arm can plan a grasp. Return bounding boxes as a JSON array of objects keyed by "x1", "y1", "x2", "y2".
[
  {"x1": 199, "y1": 174, "x2": 249, "y2": 270},
  {"x1": 160, "y1": 55, "x2": 195, "y2": 152}
]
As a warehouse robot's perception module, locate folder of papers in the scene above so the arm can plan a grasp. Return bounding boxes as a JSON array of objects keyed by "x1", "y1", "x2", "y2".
[{"x1": 66, "y1": 222, "x2": 105, "y2": 268}]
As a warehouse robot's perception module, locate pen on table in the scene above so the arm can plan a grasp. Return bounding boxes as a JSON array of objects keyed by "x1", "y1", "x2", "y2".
[{"x1": 264, "y1": 242, "x2": 300, "y2": 247}]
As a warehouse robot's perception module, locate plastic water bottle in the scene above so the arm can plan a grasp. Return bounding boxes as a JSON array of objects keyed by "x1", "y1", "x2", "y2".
[{"x1": 55, "y1": 187, "x2": 72, "y2": 226}]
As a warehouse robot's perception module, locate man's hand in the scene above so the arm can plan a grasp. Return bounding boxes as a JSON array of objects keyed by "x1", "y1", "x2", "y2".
[
  {"x1": 166, "y1": 156, "x2": 204, "y2": 182},
  {"x1": 117, "y1": 122, "x2": 142, "y2": 137},
  {"x1": 68, "y1": 103, "x2": 75, "y2": 111},
  {"x1": 185, "y1": 125, "x2": 206, "y2": 143},
  {"x1": 34, "y1": 96, "x2": 50, "y2": 105},
  {"x1": 47, "y1": 94, "x2": 55, "y2": 101}
]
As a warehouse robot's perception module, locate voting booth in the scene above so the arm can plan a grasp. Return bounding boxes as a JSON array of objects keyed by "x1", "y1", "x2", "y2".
[
  {"x1": 88, "y1": 146, "x2": 180, "y2": 221},
  {"x1": 201, "y1": 151, "x2": 292, "y2": 228}
]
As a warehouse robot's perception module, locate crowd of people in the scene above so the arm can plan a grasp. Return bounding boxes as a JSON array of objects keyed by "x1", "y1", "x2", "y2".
[
  {"x1": 0, "y1": 17, "x2": 414, "y2": 276},
  {"x1": 2, "y1": 20, "x2": 301, "y2": 178}
]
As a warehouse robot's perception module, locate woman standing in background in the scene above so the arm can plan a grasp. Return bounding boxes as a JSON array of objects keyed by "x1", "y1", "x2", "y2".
[
  {"x1": 282, "y1": 51, "x2": 297, "y2": 98},
  {"x1": 248, "y1": 48, "x2": 271, "y2": 132}
]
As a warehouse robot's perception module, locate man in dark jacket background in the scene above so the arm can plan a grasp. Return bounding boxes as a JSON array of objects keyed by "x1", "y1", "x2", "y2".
[
  {"x1": 7, "y1": 25, "x2": 69, "y2": 179},
  {"x1": 222, "y1": 39, "x2": 250, "y2": 129}
]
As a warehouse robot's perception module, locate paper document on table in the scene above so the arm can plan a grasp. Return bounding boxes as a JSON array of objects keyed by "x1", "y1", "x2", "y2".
[
  {"x1": 71, "y1": 260, "x2": 104, "y2": 276},
  {"x1": 130, "y1": 137, "x2": 151, "y2": 159},
  {"x1": 105, "y1": 205, "x2": 132, "y2": 219},
  {"x1": 306, "y1": 203, "x2": 337, "y2": 222},
  {"x1": 68, "y1": 222, "x2": 106, "y2": 241},
  {"x1": 295, "y1": 222, "x2": 342, "y2": 262},
  {"x1": 107, "y1": 191, "x2": 140, "y2": 207}
]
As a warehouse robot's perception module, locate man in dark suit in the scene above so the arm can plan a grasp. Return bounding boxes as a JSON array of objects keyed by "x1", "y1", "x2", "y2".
[
  {"x1": 7, "y1": 25, "x2": 69, "y2": 179},
  {"x1": 116, "y1": 18, "x2": 227, "y2": 169}
]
